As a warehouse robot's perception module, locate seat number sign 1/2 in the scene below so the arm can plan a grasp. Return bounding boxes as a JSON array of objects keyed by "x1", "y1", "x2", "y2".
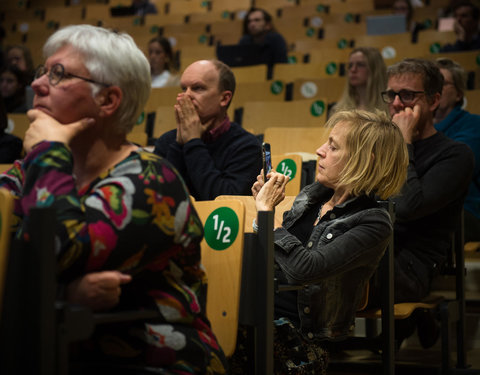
[
  {"x1": 204, "y1": 207, "x2": 240, "y2": 251},
  {"x1": 276, "y1": 158, "x2": 297, "y2": 180}
]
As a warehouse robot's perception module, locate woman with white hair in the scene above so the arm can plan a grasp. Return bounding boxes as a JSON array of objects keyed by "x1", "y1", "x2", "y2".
[{"x1": 0, "y1": 24, "x2": 227, "y2": 374}]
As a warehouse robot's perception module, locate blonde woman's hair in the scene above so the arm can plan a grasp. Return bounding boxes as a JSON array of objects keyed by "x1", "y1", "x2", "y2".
[
  {"x1": 333, "y1": 47, "x2": 388, "y2": 115},
  {"x1": 325, "y1": 110, "x2": 408, "y2": 200}
]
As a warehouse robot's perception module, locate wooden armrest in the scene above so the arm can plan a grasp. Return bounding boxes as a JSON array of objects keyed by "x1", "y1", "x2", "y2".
[
  {"x1": 357, "y1": 294, "x2": 444, "y2": 320},
  {"x1": 465, "y1": 242, "x2": 480, "y2": 252}
]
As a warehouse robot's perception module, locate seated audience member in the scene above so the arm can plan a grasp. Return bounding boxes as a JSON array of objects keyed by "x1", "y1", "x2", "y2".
[
  {"x1": 441, "y1": 1, "x2": 480, "y2": 52},
  {"x1": 0, "y1": 25, "x2": 227, "y2": 374},
  {"x1": 0, "y1": 98, "x2": 22, "y2": 162},
  {"x1": 331, "y1": 47, "x2": 388, "y2": 116},
  {"x1": 238, "y1": 7, "x2": 288, "y2": 65},
  {"x1": 392, "y1": 0, "x2": 426, "y2": 34},
  {"x1": 154, "y1": 59, "x2": 262, "y2": 201},
  {"x1": 392, "y1": 0, "x2": 414, "y2": 30},
  {"x1": 148, "y1": 36, "x2": 180, "y2": 88},
  {"x1": 241, "y1": 110, "x2": 408, "y2": 373},
  {"x1": 5, "y1": 44, "x2": 35, "y2": 81},
  {"x1": 379, "y1": 58, "x2": 474, "y2": 347},
  {"x1": 0, "y1": 65, "x2": 29, "y2": 113},
  {"x1": 131, "y1": 0, "x2": 157, "y2": 15},
  {"x1": 434, "y1": 57, "x2": 480, "y2": 242},
  {"x1": 5, "y1": 44, "x2": 35, "y2": 109}
]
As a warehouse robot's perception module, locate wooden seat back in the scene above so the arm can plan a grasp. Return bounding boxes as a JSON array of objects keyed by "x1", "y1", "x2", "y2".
[
  {"x1": 192, "y1": 199, "x2": 245, "y2": 357},
  {"x1": 264, "y1": 126, "x2": 331, "y2": 156},
  {"x1": 0, "y1": 189, "x2": 14, "y2": 313},
  {"x1": 242, "y1": 100, "x2": 328, "y2": 134},
  {"x1": 272, "y1": 154, "x2": 302, "y2": 196}
]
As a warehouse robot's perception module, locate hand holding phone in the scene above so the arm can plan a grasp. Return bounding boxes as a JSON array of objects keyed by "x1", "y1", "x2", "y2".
[{"x1": 262, "y1": 142, "x2": 272, "y2": 182}]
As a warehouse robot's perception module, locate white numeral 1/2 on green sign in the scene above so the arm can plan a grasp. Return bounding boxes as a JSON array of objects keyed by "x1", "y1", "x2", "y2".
[
  {"x1": 276, "y1": 158, "x2": 297, "y2": 180},
  {"x1": 212, "y1": 214, "x2": 231, "y2": 243},
  {"x1": 204, "y1": 207, "x2": 239, "y2": 251}
]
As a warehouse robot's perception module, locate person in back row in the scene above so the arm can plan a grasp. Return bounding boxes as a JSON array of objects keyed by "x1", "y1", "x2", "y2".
[
  {"x1": 238, "y1": 7, "x2": 288, "y2": 65},
  {"x1": 154, "y1": 59, "x2": 262, "y2": 201},
  {"x1": 441, "y1": 0, "x2": 480, "y2": 52},
  {"x1": 434, "y1": 57, "x2": 480, "y2": 242},
  {"x1": 0, "y1": 97, "x2": 22, "y2": 163},
  {"x1": 330, "y1": 47, "x2": 388, "y2": 116},
  {"x1": 147, "y1": 36, "x2": 180, "y2": 88},
  {"x1": 378, "y1": 58, "x2": 474, "y2": 348}
]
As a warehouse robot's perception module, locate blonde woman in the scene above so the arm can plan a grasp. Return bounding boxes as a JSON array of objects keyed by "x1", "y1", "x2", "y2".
[
  {"x1": 331, "y1": 47, "x2": 388, "y2": 116},
  {"x1": 249, "y1": 110, "x2": 408, "y2": 373}
]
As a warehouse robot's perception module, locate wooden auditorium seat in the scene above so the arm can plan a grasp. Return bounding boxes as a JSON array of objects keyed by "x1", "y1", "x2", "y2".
[
  {"x1": 272, "y1": 62, "x2": 342, "y2": 81},
  {"x1": 228, "y1": 80, "x2": 288, "y2": 119},
  {"x1": 230, "y1": 65, "x2": 269, "y2": 83},
  {"x1": 291, "y1": 77, "x2": 346, "y2": 104},
  {"x1": 242, "y1": 99, "x2": 328, "y2": 134},
  {"x1": 192, "y1": 198, "x2": 246, "y2": 357},
  {"x1": 263, "y1": 126, "x2": 331, "y2": 157},
  {"x1": 0, "y1": 188, "x2": 14, "y2": 312},
  {"x1": 7, "y1": 114, "x2": 30, "y2": 141},
  {"x1": 271, "y1": 154, "x2": 303, "y2": 196}
]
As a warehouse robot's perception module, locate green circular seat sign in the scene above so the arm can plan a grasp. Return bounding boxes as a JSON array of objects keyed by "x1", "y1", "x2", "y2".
[
  {"x1": 310, "y1": 100, "x2": 325, "y2": 117},
  {"x1": 325, "y1": 62, "x2": 337, "y2": 75},
  {"x1": 337, "y1": 39, "x2": 347, "y2": 49},
  {"x1": 136, "y1": 111, "x2": 145, "y2": 125},
  {"x1": 204, "y1": 207, "x2": 239, "y2": 251},
  {"x1": 276, "y1": 158, "x2": 297, "y2": 180},
  {"x1": 271, "y1": 81, "x2": 284, "y2": 95},
  {"x1": 430, "y1": 43, "x2": 441, "y2": 54}
]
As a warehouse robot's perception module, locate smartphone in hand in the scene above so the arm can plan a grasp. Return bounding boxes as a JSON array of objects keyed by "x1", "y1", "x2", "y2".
[{"x1": 262, "y1": 142, "x2": 272, "y2": 182}]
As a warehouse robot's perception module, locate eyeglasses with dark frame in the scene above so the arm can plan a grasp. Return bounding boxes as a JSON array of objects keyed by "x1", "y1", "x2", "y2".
[
  {"x1": 34, "y1": 63, "x2": 111, "y2": 87},
  {"x1": 381, "y1": 89, "x2": 425, "y2": 104}
]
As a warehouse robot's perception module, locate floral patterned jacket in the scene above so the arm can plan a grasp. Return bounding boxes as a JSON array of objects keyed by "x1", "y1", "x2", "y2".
[{"x1": 0, "y1": 141, "x2": 227, "y2": 374}]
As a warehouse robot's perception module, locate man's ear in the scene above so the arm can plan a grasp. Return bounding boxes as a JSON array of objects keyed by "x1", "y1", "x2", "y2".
[
  {"x1": 220, "y1": 90, "x2": 233, "y2": 108},
  {"x1": 429, "y1": 92, "x2": 441, "y2": 112},
  {"x1": 96, "y1": 86, "x2": 122, "y2": 117}
]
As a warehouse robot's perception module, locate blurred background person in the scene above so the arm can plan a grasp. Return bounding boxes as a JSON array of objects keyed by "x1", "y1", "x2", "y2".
[
  {"x1": 0, "y1": 98, "x2": 22, "y2": 163},
  {"x1": 238, "y1": 7, "x2": 288, "y2": 65},
  {"x1": 5, "y1": 44, "x2": 35, "y2": 81},
  {"x1": 0, "y1": 64, "x2": 29, "y2": 113},
  {"x1": 5, "y1": 44, "x2": 35, "y2": 108},
  {"x1": 393, "y1": 0, "x2": 415, "y2": 30},
  {"x1": 392, "y1": 0, "x2": 426, "y2": 34},
  {"x1": 434, "y1": 57, "x2": 480, "y2": 242},
  {"x1": 131, "y1": 0, "x2": 157, "y2": 15},
  {"x1": 441, "y1": 0, "x2": 480, "y2": 51},
  {"x1": 331, "y1": 47, "x2": 388, "y2": 116},
  {"x1": 148, "y1": 36, "x2": 180, "y2": 88}
]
